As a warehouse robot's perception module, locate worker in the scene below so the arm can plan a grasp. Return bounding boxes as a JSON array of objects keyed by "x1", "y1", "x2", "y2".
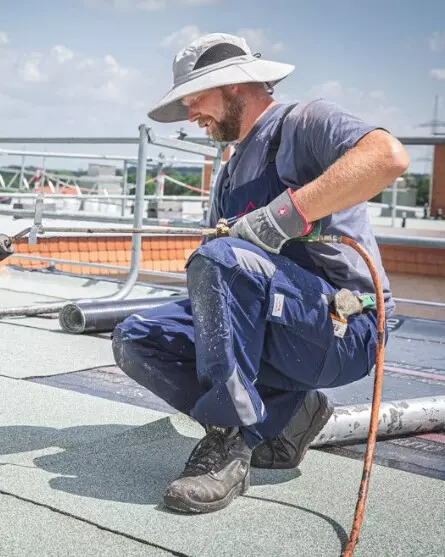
[{"x1": 112, "y1": 33, "x2": 409, "y2": 514}]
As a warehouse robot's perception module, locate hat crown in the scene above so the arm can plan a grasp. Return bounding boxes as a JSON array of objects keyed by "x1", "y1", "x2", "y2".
[{"x1": 172, "y1": 33, "x2": 252, "y2": 86}]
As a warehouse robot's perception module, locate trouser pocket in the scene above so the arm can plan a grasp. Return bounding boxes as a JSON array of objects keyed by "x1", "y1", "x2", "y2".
[{"x1": 262, "y1": 276, "x2": 335, "y2": 389}]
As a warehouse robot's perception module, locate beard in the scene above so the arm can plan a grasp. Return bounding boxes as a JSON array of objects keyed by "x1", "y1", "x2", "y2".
[{"x1": 207, "y1": 88, "x2": 245, "y2": 142}]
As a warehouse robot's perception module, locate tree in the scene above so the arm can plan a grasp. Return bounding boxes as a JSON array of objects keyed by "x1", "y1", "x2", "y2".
[{"x1": 415, "y1": 175, "x2": 430, "y2": 205}]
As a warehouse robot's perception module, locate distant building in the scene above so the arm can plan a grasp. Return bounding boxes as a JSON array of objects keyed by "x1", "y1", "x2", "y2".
[
  {"x1": 75, "y1": 163, "x2": 122, "y2": 195},
  {"x1": 381, "y1": 177, "x2": 417, "y2": 208}
]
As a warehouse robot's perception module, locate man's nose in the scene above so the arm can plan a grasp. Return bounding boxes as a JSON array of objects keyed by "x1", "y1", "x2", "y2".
[{"x1": 188, "y1": 107, "x2": 200, "y2": 123}]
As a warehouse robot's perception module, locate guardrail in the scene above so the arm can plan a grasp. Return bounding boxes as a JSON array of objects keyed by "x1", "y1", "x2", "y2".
[
  {"x1": 0, "y1": 126, "x2": 224, "y2": 307},
  {"x1": 1, "y1": 131, "x2": 444, "y2": 312}
]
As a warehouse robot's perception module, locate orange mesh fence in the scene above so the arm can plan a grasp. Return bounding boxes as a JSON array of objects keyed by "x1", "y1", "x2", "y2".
[
  {"x1": 1, "y1": 235, "x2": 201, "y2": 277},
  {"x1": 2, "y1": 235, "x2": 444, "y2": 278}
]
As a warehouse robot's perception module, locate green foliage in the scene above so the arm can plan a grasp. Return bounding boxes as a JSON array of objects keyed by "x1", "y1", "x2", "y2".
[
  {"x1": 128, "y1": 170, "x2": 203, "y2": 196},
  {"x1": 412, "y1": 174, "x2": 430, "y2": 205}
]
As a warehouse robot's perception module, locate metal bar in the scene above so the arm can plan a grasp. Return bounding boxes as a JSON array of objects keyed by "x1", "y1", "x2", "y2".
[
  {"x1": 367, "y1": 201, "x2": 424, "y2": 212},
  {"x1": 398, "y1": 136, "x2": 445, "y2": 145},
  {"x1": 1, "y1": 135, "x2": 442, "y2": 151},
  {"x1": 0, "y1": 300, "x2": 68, "y2": 317},
  {"x1": 0, "y1": 137, "x2": 146, "y2": 144},
  {"x1": 0, "y1": 148, "x2": 214, "y2": 165},
  {"x1": 0, "y1": 208, "x2": 202, "y2": 226},
  {"x1": 0, "y1": 135, "x2": 218, "y2": 158},
  {"x1": 391, "y1": 180, "x2": 397, "y2": 227},
  {"x1": 19, "y1": 153, "x2": 25, "y2": 189},
  {"x1": 393, "y1": 297, "x2": 445, "y2": 308},
  {"x1": 0, "y1": 135, "x2": 216, "y2": 146},
  {"x1": 0, "y1": 192, "x2": 208, "y2": 201},
  {"x1": 146, "y1": 128, "x2": 218, "y2": 158},
  {"x1": 311, "y1": 396, "x2": 445, "y2": 447},
  {"x1": 105, "y1": 124, "x2": 148, "y2": 302},
  {"x1": 121, "y1": 160, "x2": 128, "y2": 217},
  {"x1": 0, "y1": 147, "x2": 147, "y2": 163},
  {"x1": 7, "y1": 253, "x2": 186, "y2": 280},
  {"x1": 0, "y1": 124, "x2": 171, "y2": 316},
  {"x1": 32, "y1": 224, "x2": 213, "y2": 236},
  {"x1": 2, "y1": 135, "x2": 444, "y2": 145},
  {"x1": 164, "y1": 158, "x2": 214, "y2": 165},
  {"x1": 29, "y1": 191, "x2": 44, "y2": 244},
  {"x1": 375, "y1": 234, "x2": 445, "y2": 248}
]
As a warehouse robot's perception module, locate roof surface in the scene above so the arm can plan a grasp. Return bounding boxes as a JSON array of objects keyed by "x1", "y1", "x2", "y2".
[{"x1": 1, "y1": 267, "x2": 445, "y2": 557}]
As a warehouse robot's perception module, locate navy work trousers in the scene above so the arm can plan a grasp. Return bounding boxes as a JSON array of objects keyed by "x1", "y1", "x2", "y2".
[{"x1": 112, "y1": 237, "x2": 378, "y2": 448}]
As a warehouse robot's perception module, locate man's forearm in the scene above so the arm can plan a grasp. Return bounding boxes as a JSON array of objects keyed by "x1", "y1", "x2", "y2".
[{"x1": 291, "y1": 130, "x2": 410, "y2": 223}]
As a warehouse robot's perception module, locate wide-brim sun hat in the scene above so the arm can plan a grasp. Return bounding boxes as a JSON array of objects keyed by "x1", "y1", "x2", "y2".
[{"x1": 148, "y1": 33, "x2": 295, "y2": 123}]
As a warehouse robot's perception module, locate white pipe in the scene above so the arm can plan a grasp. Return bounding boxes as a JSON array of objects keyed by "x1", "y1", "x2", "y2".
[{"x1": 312, "y1": 396, "x2": 445, "y2": 447}]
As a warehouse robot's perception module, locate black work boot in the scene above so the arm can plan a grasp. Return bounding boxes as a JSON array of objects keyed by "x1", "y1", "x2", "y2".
[
  {"x1": 251, "y1": 390, "x2": 333, "y2": 469},
  {"x1": 164, "y1": 427, "x2": 251, "y2": 513}
]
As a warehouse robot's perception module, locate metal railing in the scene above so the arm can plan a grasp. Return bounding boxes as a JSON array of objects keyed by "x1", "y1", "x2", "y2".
[
  {"x1": 0, "y1": 126, "x2": 224, "y2": 314},
  {"x1": 1, "y1": 132, "x2": 444, "y2": 314}
]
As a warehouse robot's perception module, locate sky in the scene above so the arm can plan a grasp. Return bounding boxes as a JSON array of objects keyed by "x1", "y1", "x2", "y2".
[{"x1": 1, "y1": 0, "x2": 445, "y2": 171}]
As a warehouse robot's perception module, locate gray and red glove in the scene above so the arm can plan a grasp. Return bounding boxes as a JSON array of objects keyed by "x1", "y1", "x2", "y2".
[{"x1": 230, "y1": 188, "x2": 315, "y2": 254}]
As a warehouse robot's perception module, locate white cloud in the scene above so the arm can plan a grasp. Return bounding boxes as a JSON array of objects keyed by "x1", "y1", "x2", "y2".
[
  {"x1": 82, "y1": 0, "x2": 218, "y2": 10},
  {"x1": 83, "y1": 0, "x2": 167, "y2": 10},
  {"x1": 160, "y1": 25, "x2": 284, "y2": 56},
  {"x1": 300, "y1": 80, "x2": 415, "y2": 136},
  {"x1": 160, "y1": 25, "x2": 203, "y2": 49},
  {"x1": 429, "y1": 31, "x2": 445, "y2": 53},
  {"x1": 181, "y1": 0, "x2": 217, "y2": 4},
  {"x1": 236, "y1": 28, "x2": 284, "y2": 55},
  {"x1": 0, "y1": 31, "x2": 9, "y2": 45},
  {"x1": 295, "y1": 79, "x2": 432, "y2": 171},
  {"x1": 430, "y1": 68, "x2": 445, "y2": 81},
  {"x1": 52, "y1": 45, "x2": 75, "y2": 64},
  {"x1": 0, "y1": 37, "x2": 153, "y2": 135}
]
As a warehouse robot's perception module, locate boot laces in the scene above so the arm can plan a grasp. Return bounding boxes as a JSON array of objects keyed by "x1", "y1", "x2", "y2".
[{"x1": 184, "y1": 429, "x2": 234, "y2": 476}]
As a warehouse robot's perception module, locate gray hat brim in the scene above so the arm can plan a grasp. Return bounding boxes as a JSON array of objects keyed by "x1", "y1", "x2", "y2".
[{"x1": 148, "y1": 58, "x2": 294, "y2": 123}]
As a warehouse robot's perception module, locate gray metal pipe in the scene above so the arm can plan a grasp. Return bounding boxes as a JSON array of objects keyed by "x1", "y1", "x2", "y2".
[
  {"x1": 2, "y1": 134, "x2": 445, "y2": 146},
  {"x1": 312, "y1": 396, "x2": 445, "y2": 447},
  {"x1": 6, "y1": 253, "x2": 187, "y2": 280},
  {"x1": 397, "y1": 136, "x2": 445, "y2": 145},
  {"x1": 393, "y1": 297, "x2": 445, "y2": 309},
  {"x1": 98, "y1": 124, "x2": 148, "y2": 303},
  {"x1": 375, "y1": 234, "x2": 445, "y2": 249},
  {"x1": 0, "y1": 134, "x2": 219, "y2": 157}
]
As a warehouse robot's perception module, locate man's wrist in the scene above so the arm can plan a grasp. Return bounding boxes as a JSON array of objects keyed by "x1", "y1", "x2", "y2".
[{"x1": 268, "y1": 189, "x2": 313, "y2": 238}]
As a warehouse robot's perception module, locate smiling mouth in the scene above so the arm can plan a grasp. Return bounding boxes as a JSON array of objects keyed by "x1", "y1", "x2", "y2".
[{"x1": 199, "y1": 118, "x2": 214, "y2": 129}]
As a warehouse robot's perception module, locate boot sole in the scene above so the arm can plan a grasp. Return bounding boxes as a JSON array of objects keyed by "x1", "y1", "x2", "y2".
[
  {"x1": 164, "y1": 472, "x2": 250, "y2": 514},
  {"x1": 251, "y1": 393, "x2": 334, "y2": 469}
]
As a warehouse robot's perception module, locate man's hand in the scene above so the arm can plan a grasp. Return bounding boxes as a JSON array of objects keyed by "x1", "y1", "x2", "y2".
[{"x1": 230, "y1": 188, "x2": 315, "y2": 254}]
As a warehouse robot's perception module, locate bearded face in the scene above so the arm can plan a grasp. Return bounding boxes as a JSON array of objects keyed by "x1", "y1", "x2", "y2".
[{"x1": 197, "y1": 87, "x2": 246, "y2": 142}]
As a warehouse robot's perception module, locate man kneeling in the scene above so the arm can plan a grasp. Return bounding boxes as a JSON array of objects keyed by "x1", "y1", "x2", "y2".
[{"x1": 112, "y1": 32, "x2": 408, "y2": 513}]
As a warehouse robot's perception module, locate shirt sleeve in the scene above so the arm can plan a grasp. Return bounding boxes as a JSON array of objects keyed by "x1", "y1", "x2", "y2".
[
  {"x1": 296, "y1": 99, "x2": 380, "y2": 169},
  {"x1": 277, "y1": 99, "x2": 383, "y2": 190}
]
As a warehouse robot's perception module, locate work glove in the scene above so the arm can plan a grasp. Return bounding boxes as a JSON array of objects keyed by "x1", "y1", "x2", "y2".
[{"x1": 230, "y1": 188, "x2": 318, "y2": 254}]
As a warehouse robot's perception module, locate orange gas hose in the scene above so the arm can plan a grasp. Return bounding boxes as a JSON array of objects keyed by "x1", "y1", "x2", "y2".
[{"x1": 337, "y1": 236, "x2": 386, "y2": 557}]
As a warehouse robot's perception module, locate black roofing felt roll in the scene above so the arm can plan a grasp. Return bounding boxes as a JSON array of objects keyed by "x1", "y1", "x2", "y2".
[{"x1": 59, "y1": 295, "x2": 188, "y2": 334}]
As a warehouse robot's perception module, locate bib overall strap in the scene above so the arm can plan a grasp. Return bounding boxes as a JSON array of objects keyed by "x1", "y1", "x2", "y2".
[{"x1": 267, "y1": 103, "x2": 299, "y2": 164}]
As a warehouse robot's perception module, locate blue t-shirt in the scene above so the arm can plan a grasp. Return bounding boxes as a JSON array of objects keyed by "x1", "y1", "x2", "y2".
[{"x1": 209, "y1": 99, "x2": 395, "y2": 316}]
